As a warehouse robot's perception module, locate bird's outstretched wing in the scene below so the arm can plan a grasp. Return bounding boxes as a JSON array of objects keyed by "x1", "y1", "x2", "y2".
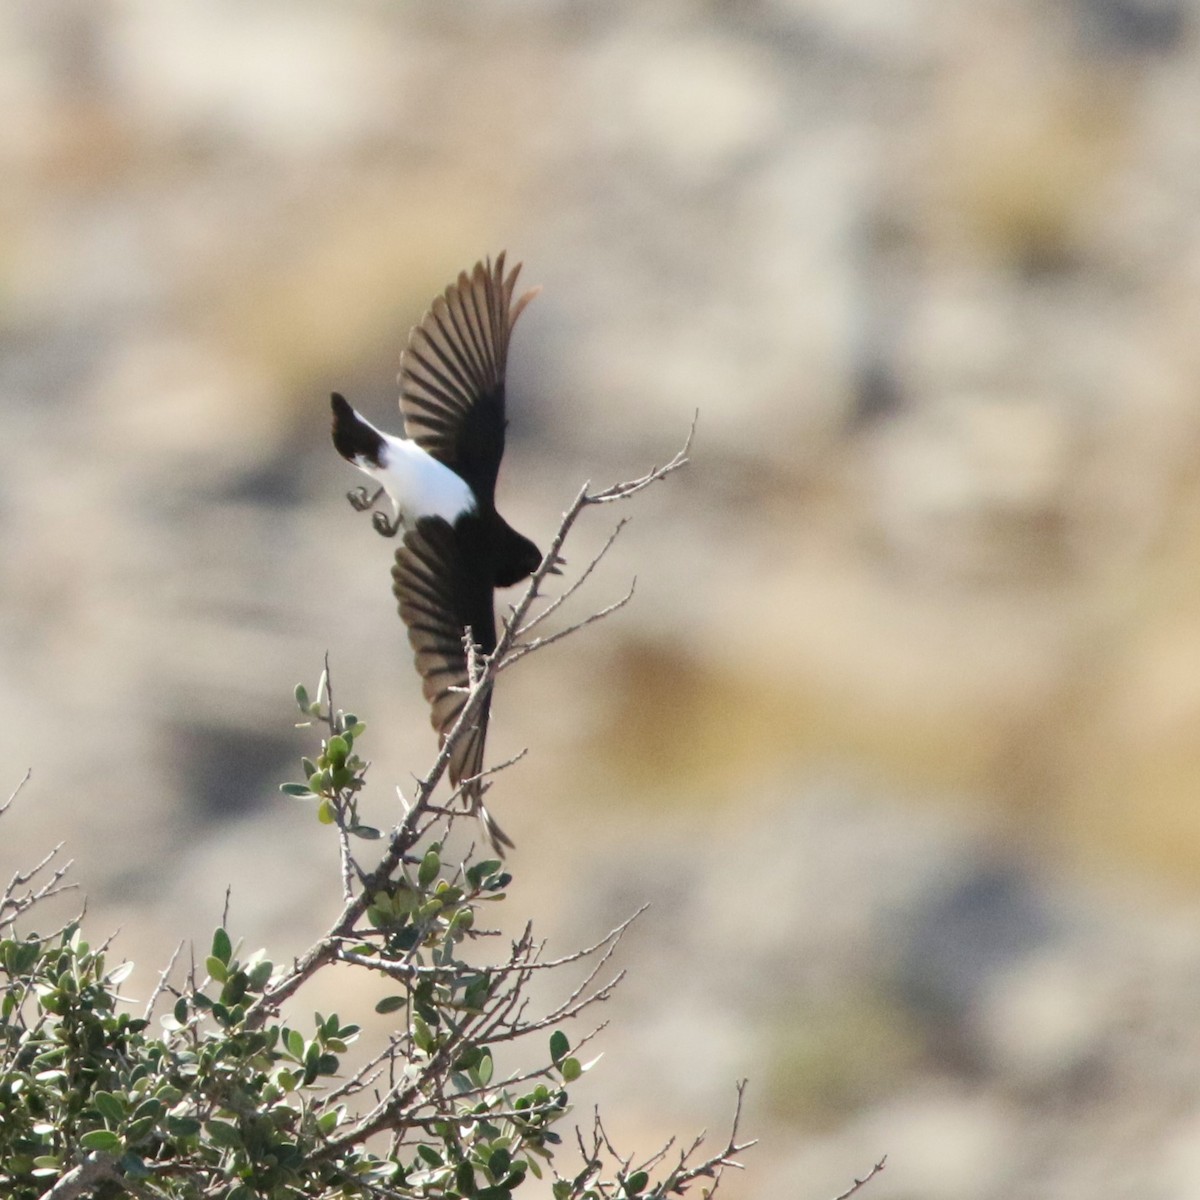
[
  {"x1": 397, "y1": 253, "x2": 539, "y2": 507},
  {"x1": 391, "y1": 516, "x2": 513, "y2": 854}
]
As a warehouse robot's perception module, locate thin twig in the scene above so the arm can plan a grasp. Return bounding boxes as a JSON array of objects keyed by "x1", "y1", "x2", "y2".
[
  {"x1": 513, "y1": 518, "x2": 629, "y2": 638},
  {"x1": 832, "y1": 1156, "x2": 888, "y2": 1200},
  {"x1": 245, "y1": 422, "x2": 692, "y2": 1028},
  {"x1": 0, "y1": 768, "x2": 31, "y2": 819},
  {"x1": 144, "y1": 940, "x2": 185, "y2": 1021},
  {"x1": 500, "y1": 579, "x2": 636, "y2": 671}
]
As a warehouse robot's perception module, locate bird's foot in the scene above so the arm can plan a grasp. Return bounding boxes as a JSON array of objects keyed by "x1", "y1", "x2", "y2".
[
  {"x1": 347, "y1": 485, "x2": 383, "y2": 513},
  {"x1": 372, "y1": 511, "x2": 402, "y2": 538}
]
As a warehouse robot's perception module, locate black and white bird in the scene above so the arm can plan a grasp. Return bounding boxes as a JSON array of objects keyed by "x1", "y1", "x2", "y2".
[{"x1": 330, "y1": 253, "x2": 550, "y2": 854}]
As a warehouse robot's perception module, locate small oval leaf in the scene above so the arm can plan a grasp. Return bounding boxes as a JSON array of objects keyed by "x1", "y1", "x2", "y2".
[
  {"x1": 211, "y1": 928, "x2": 232, "y2": 965},
  {"x1": 80, "y1": 1130, "x2": 122, "y2": 1153},
  {"x1": 418, "y1": 850, "x2": 440, "y2": 887},
  {"x1": 549, "y1": 1030, "x2": 569, "y2": 1064}
]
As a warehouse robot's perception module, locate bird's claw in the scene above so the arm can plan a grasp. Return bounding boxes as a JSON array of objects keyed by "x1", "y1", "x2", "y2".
[
  {"x1": 372, "y1": 511, "x2": 402, "y2": 538},
  {"x1": 347, "y1": 485, "x2": 383, "y2": 513}
]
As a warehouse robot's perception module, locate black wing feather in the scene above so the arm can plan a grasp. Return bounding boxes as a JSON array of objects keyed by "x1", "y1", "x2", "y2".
[
  {"x1": 398, "y1": 253, "x2": 539, "y2": 506},
  {"x1": 391, "y1": 516, "x2": 513, "y2": 853}
]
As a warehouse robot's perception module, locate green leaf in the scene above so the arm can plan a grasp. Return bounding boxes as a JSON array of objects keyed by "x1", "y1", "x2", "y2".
[
  {"x1": 326, "y1": 736, "x2": 349, "y2": 767},
  {"x1": 417, "y1": 1144, "x2": 443, "y2": 1167},
  {"x1": 294, "y1": 683, "x2": 310, "y2": 711},
  {"x1": 205, "y1": 956, "x2": 228, "y2": 983},
  {"x1": 93, "y1": 1091, "x2": 125, "y2": 1124},
  {"x1": 454, "y1": 1045, "x2": 481, "y2": 1071},
  {"x1": 106, "y1": 960, "x2": 134, "y2": 985},
  {"x1": 475, "y1": 1051, "x2": 494, "y2": 1086},
  {"x1": 317, "y1": 798, "x2": 336, "y2": 825},
  {"x1": 131, "y1": 1098, "x2": 164, "y2": 1124},
  {"x1": 549, "y1": 1031, "x2": 569, "y2": 1064},
  {"x1": 350, "y1": 824, "x2": 381, "y2": 840},
  {"x1": 211, "y1": 928, "x2": 232, "y2": 965},
  {"x1": 375, "y1": 995, "x2": 405, "y2": 1015},
  {"x1": 220, "y1": 969, "x2": 248, "y2": 1006},
  {"x1": 561, "y1": 1057, "x2": 582, "y2": 1082},
  {"x1": 418, "y1": 849, "x2": 440, "y2": 887},
  {"x1": 625, "y1": 1171, "x2": 649, "y2": 1195},
  {"x1": 166, "y1": 1115, "x2": 201, "y2": 1139},
  {"x1": 80, "y1": 1130, "x2": 122, "y2": 1153},
  {"x1": 173, "y1": 997, "x2": 188, "y2": 1024},
  {"x1": 247, "y1": 959, "x2": 273, "y2": 990},
  {"x1": 286, "y1": 1028, "x2": 305, "y2": 1059},
  {"x1": 412, "y1": 1015, "x2": 434, "y2": 1053},
  {"x1": 455, "y1": 1161, "x2": 476, "y2": 1195},
  {"x1": 206, "y1": 1119, "x2": 241, "y2": 1148},
  {"x1": 280, "y1": 782, "x2": 314, "y2": 798},
  {"x1": 125, "y1": 1117, "x2": 156, "y2": 1144}
]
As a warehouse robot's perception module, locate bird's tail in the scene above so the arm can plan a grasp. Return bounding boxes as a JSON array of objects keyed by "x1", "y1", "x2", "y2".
[{"x1": 475, "y1": 794, "x2": 515, "y2": 859}]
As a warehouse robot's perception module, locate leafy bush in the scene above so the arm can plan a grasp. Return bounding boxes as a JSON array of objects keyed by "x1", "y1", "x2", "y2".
[{"x1": 0, "y1": 439, "x2": 756, "y2": 1199}]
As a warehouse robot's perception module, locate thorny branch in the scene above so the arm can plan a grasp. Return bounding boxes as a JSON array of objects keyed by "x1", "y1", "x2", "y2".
[
  {"x1": 2, "y1": 417, "x2": 757, "y2": 1198},
  {"x1": 0, "y1": 768, "x2": 31, "y2": 819},
  {"x1": 1, "y1": 817, "x2": 78, "y2": 933},
  {"x1": 832, "y1": 1156, "x2": 888, "y2": 1200},
  {"x1": 41, "y1": 1153, "x2": 123, "y2": 1200},
  {"x1": 243, "y1": 418, "x2": 694, "y2": 1029},
  {"x1": 563, "y1": 1079, "x2": 755, "y2": 1199}
]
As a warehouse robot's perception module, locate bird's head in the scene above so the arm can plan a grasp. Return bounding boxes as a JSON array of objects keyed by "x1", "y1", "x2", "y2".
[{"x1": 495, "y1": 528, "x2": 562, "y2": 588}]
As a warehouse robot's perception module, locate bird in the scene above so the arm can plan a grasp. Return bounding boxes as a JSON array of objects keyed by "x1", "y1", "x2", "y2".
[{"x1": 330, "y1": 253, "x2": 551, "y2": 855}]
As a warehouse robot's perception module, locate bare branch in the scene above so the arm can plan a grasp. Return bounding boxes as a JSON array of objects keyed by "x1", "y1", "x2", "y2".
[
  {"x1": 248, "y1": 420, "x2": 692, "y2": 1028},
  {"x1": 582, "y1": 412, "x2": 696, "y2": 505},
  {"x1": 143, "y1": 940, "x2": 185, "y2": 1021},
  {"x1": 441, "y1": 747, "x2": 529, "y2": 806},
  {"x1": 0, "y1": 768, "x2": 31, "y2": 819},
  {"x1": 41, "y1": 1154, "x2": 121, "y2": 1200},
  {"x1": 500, "y1": 578, "x2": 636, "y2": 671},
  {"x1": 5, "y1": 841, "x2": 66, "y2": 891},
  {"x1": 1, "y1": 842, "x2": 78, "y2": 932},
  {"x1": 513, "y1": 518, "x2": 629, "y2": 639},
  {"x1": 832, "y1": 1156, "x2": 888, "y2": 1200}
]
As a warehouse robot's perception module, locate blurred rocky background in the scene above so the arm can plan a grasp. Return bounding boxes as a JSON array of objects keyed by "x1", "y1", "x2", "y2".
[{"x1": 5, "y1": 0, "x2": 1200, "y2": 1196}]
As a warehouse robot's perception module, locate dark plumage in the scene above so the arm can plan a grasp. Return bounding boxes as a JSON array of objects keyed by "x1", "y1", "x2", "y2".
[
  {"x1": 333, "y1": 254, "x2": 545, "y2": 854},
  {"x1": 331, "y1": 392, "x2": 386, "y2": 467}
]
